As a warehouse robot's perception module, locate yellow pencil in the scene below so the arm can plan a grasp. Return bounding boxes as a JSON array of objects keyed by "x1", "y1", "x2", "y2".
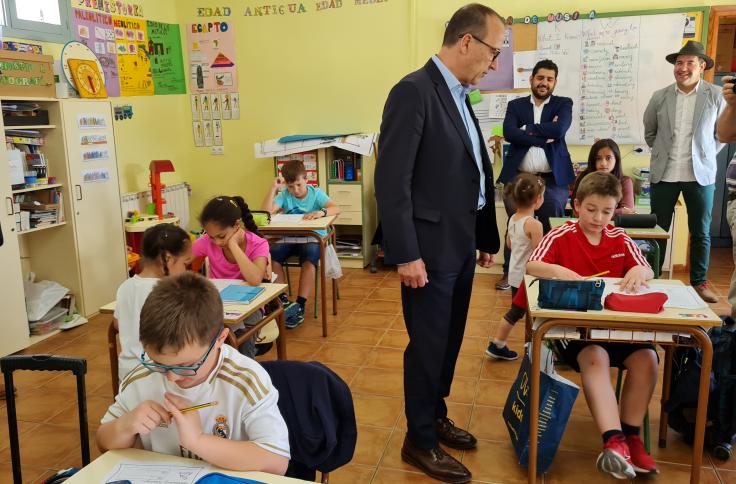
[
  {"x1": 175, "y1": 401, "x2": 218, "y2": 415},
  {"x1": 585, "y1": 270, "x2": 610, "y2": 279}
]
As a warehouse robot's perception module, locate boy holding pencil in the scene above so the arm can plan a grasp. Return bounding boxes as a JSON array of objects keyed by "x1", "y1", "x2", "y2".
[
  {"x1": 527, "y1": 172, "x2": 657, "y2": 479},
  {"x1": 97, "y1": 273, "x2": 290, "y2": 474}
]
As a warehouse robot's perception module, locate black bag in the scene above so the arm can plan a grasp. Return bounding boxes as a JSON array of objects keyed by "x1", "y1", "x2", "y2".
[{"x1": 665, "y1": 319, "x2": 736, "y2": 461}]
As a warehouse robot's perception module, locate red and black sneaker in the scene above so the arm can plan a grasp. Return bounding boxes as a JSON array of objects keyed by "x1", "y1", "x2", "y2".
[
  {"x1": 626, "y1": 435, "x2": 659, "y2": 475},
  {"x1": 596, "y1": 434, "x2": 636, "y2": 480}
]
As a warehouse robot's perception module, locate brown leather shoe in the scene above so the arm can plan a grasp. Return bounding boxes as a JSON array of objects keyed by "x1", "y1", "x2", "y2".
[
  {"x1": 401, "y1": 435, "x2": 472, "y2": 483},
  {"x1": 436, "y1": 417, "x2": 477, "y2": 450},
  {"x1": 694, "y1": 282, "x2": 718, "y2": 303}
]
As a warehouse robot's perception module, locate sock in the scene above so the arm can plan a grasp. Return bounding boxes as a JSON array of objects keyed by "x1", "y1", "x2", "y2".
[
  {"x1": 296, "y1": 296, "x2": 307, "y2": 308},
  {"x1": 493, "y1": 339, "x2": 507, "y2": 348},
  {"x1": 602, "y1": 429, "x2": 624, "y2": 444},
  {"x1": 621, "y1": 422, "x2": 640, "y2": 437}
]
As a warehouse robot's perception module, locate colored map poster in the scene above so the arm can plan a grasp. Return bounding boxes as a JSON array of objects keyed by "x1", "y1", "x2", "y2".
[
  {"x1": 113, "y1": 15, "x2": 154, "y2": 96},
  {"x1": 187, "y1": 20, "x2": 238, "y2": 93},
  {"x1": 146, "y1": 20, "x2": 186, "y2": 94},
  {"x1": 72, "y1": 8, "x2": 120, "y2": 96}
]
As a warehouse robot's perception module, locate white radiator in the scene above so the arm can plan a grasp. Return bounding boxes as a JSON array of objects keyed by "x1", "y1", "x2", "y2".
[{"x1": 121, "y1": 182, "x2": 191, "y2": 230}]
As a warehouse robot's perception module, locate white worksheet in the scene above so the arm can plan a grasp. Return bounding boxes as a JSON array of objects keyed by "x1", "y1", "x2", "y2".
[{"x1": 104, "y1": 461, "x2": 210, "y2": 484}]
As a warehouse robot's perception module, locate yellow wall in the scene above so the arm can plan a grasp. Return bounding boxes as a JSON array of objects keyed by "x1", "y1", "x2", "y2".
[{"x1": 175, "y1": 0, "x2": 411, "y2": 219}]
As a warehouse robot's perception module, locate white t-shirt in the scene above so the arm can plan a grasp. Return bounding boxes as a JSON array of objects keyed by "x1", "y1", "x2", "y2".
[
  {"x1": 114, "y1": 275, "x2": 159, "y2": 382},
  {"x1": 101, "y1": 344, "x2": 290, "y2": 461}
]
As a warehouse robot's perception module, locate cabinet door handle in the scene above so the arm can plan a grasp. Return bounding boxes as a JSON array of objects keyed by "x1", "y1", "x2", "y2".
[
  {"x1": 75, "y1": 184, "x2": 83, "y2": 201},
  {"x1": 5, "y1": 197, "x2": 14, "y2": 216}
]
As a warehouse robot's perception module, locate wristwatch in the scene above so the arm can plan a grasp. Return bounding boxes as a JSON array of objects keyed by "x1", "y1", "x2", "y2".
[{"x1": 321, "y1": 208, "x2": 328, "y2": 217}]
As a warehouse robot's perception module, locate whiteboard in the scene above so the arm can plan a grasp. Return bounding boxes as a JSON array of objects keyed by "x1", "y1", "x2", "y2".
[{"x1": 537, "y1": 13, "x2": 686, "y2": 144}]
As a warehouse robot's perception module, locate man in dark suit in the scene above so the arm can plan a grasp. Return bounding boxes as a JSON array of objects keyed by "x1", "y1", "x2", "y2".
[
  {"x1": 495, "y1": 60, "x2": 574, "y2": 289},
  {"x1": 374, "y1": 4, "x2": 503, "y2": 482}
]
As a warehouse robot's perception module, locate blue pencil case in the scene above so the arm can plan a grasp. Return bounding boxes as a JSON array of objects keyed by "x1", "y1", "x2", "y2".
[{"x1": 196, "y1": 472, "x2": 266, "y2": 484}]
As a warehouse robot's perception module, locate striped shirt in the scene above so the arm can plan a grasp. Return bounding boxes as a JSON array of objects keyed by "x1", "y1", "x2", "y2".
[
  {"x1": 102, "y1": 344, "x2": 290, "y2": 461},
  {"x1": 529, "y1": 220, "x2": 649, "y2": 277}
]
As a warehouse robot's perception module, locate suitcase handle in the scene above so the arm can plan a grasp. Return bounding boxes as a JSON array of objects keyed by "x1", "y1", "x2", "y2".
[{"x1": 0, "y1": 354, "x2": 86, "y2": 376}]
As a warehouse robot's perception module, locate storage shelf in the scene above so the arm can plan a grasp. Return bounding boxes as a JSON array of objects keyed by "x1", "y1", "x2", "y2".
[
  {"x1": 12, "y1": 183, "x2": 62, "y2": 194},
  {"x1": 337, "y1": 253, "x2": 363, "y2": 259},
  {"x1": 18, "y1": 221, "x2": 66, "y2": 235},
  {"x1": 327, "y1": 180, "x2": 361, "y2": 185},
  {"x1": 4, "y1": 124, "x2": 56, "y2": 130}
]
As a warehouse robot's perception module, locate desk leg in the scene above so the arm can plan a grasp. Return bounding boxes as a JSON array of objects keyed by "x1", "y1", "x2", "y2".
[
  {"x1": 528, "y1": 320, "x2": 552, "y2": 483},
  {"x1": 225, "y1": 328, "x2": 238, "y2": 348},
  {"x1": 331, "y1": 231, "x2": 338, "y2": 316},
  {"x1": 320, "y1": 237, "x2": 328, "y2": 337},
  {"x1": 659, "y1": 346, "x2": 674, "y2": 448},
  {"x1": 524, "y1": 312, "x2": 532, "y2": 344},
  {"x1": 275, "y1": 305, "x2": 287, "y2": 360},
  {"x1": 688, "y1": 329, "x2": 713, "y2": 484}
]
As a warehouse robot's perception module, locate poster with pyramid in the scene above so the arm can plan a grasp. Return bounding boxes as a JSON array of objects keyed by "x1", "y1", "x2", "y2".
[{"x1": 187, "y1": 20, "x2": 238, "y2": 93}]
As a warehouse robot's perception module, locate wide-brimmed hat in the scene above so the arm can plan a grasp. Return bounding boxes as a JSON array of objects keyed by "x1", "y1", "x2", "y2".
[{"x1": 665, "y1": 41, "x2": 714, "y2": 70}]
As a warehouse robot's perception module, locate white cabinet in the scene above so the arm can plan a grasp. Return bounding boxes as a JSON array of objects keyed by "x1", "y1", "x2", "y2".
[{"x1": 0, "y1": 98, "x2": 127, "y2": 356}]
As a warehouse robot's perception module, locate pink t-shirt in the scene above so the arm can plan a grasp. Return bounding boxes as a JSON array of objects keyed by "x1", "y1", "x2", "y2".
[{"x1": 193, "y1": 231, "x2": 270, "y2": 280}]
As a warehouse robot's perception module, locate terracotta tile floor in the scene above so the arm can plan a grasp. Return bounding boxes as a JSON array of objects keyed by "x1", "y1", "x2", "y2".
[{"x1": 2, "y1": 249, "x2": 736, "y2": 483}]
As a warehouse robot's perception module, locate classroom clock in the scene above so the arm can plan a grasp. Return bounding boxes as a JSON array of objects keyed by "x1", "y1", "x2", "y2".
[
  {"x1": 68, "y1": 59, "x2": 108, "y2": 98},
  {"x1": 61, "y1": 40, "x2": 107, "y2": 96}
]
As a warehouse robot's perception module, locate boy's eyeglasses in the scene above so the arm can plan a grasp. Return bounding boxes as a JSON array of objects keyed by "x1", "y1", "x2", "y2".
[
  {"x1": 140, "y1": 331, "x2": 221, "y2": 376},
  {"x1": 460, "y1": 33, "x2": 502, "y2": 62}
]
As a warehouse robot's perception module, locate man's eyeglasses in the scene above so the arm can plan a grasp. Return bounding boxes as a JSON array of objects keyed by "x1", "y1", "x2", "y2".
[
  {"x1": 460, "y1": 33, "x2": 501, "y2": 62},
  {"x1": 140, "y1": 330, "x2": 221, "y2": 376}
]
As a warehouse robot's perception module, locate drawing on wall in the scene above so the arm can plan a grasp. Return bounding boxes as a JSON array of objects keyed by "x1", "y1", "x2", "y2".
[{"x1": 187, "y1": 20, "x2": 238, "y2": 93}]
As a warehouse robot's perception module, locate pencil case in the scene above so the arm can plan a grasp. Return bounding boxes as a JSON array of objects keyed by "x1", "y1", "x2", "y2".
[
  {"x1": 604, "y1": 292, "x2": 668, "y2": 313},
  {"x1": 530, "y1": 277, "x2": 605, "y2": 311}
]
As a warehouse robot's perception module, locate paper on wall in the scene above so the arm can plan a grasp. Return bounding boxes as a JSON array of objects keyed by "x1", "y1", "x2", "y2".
[
  {"x1": 254, "y1": 133, "x2": 377, "y2": 158},
  {"x1": 513, "y1": 51, "x2": 537, "y2": 89},
  {"x1": 488, "y1": 92, "x2": 529, "y2": 119}
]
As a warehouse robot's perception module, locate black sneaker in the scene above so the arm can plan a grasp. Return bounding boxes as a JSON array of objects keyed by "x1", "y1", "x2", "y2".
[
  {"x1": 485, "y1": 343, "x2": 519, "y2": 361},
  {"x1": 279, "y1": 293, "x2": 294, "y2": 309},
  {"x1": 495, "y1": 277, "x2": 511, "y2": 291},
  {"x1": 285, "y1": 305, "x2": 305, "y2": 329}
]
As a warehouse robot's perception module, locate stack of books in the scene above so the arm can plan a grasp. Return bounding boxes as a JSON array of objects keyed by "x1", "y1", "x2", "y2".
[{"x1": 335, "y1": 237, "x2": 362, "y2": 257}]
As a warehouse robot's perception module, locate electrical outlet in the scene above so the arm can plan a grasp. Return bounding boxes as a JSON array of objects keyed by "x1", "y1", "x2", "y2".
[{"x1": 210, "y1": 146, "x2": 224, "y2": 155}]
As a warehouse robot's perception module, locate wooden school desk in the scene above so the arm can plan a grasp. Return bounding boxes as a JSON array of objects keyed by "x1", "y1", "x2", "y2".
[
  {"x1": 523, "y1": 275, "x2": 721, "y2": 484},
  {"x1": 65, "y1": 448, "x2": 310, "y2": 483},
  {"x1": 259, "y1": 215, "x2": 338, "y2": 337},
  {"x1": 100, "y1": 282, "x2": 289, "y2": 359}
]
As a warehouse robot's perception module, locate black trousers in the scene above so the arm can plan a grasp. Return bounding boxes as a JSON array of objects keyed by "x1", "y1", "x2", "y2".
[{"x1": 402, "y1": 251, "x2": 475, "y2": 449}]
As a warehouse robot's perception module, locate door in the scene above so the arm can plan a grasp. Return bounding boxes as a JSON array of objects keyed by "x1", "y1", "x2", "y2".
[
  {"x1": 0, "y1": 121, "x2": 30, "y2": 355},
  {"x1": 61, "y1": 100, "x2": 127, "y2": 315}
]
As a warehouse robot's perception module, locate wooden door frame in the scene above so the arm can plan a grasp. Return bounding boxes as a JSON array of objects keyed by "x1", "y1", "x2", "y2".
[{"x1": 705, "y1": 6, "x2": 736, "y2": 83}]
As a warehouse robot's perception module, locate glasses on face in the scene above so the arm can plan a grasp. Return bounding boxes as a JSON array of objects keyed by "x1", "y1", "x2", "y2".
[
  {"x1": 140, "y1": 330, "x2": 221, "y2": 376},
  {"x1": 460, "y1": 34, "x2": 501, "y2": 62}
]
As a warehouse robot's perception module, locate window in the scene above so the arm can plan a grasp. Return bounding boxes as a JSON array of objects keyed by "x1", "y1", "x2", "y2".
[{"x1": 3, "y1": 0, "x2": 71, "y2": 44}]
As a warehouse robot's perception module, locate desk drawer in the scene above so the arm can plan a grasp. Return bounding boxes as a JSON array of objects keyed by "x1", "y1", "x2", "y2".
[
  {"x1": 329, "y1": 185, "x2": 362, "y2": 207},
  {"x1": 336, "y1": 211, "x2": 362, "y2": 225}
]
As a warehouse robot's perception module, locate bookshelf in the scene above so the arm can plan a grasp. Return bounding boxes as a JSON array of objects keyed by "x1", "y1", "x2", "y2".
[{"x1": 0, "y1": 98, "x2": 127, "y2": 357}]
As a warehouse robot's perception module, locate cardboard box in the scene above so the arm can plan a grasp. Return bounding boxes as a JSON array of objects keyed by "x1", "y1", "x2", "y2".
[{"x1": 0, "y1": 50, "x2": 55, "y2": 98}]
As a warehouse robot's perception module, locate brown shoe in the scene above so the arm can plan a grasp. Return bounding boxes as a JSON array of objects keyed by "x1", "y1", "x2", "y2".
[
  {"x1": 401, "y1": 435, "x2": 471, "y2": 483},
  {"x1": 436, "y1": 417, "x2": 477, "y2": 449},
  {"x1": 694, "y1": 282, "x2": 718, "y2": 303}
]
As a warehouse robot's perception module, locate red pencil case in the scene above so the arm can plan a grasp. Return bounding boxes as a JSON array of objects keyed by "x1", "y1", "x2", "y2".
[{"x1": 603, "y1": 292, "x2": 668, "y2": 314}]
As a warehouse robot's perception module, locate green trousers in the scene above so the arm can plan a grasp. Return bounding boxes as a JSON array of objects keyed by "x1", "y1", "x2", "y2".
[{"x1": 651, "y1": 181, "x2": 715, "y2": 286}]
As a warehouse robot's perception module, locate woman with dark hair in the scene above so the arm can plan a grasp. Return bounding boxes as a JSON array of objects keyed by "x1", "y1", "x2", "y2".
[{"x1": 572, "y1": 139, "x2": 635, "y2": 215}]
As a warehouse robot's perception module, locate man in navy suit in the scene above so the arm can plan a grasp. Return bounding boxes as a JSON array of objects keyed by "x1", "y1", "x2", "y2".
[
  {"x1": 375, "y1": 4, "x2": 503, "y2": 482},
  {"x1": 495, "y1": 60, "x2": 574, "y2": 289}
]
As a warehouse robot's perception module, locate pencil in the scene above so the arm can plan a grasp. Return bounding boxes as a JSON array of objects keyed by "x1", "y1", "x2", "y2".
[
  {"x1": 175, "y1": 401, "x2": 218, "y2": 415},
  {"x1": 585, "y1": 271, "x2": 610, "y2": 279}
]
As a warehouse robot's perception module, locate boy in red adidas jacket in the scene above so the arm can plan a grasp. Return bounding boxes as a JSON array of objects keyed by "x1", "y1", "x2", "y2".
[{"x1": 527, "y1": 171, "x2": 657, "y2": 479}]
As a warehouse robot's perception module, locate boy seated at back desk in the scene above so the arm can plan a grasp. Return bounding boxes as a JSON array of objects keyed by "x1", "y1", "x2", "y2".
[
  {"x1": 526, "y1": 171, "x2": 658, "y2": 479},
  {"x1": 96, "y1": 272, "x2": 290, "y2": 474},
  {"x1": 261, "y1": 159, "x2": 340, "y2": 328}
]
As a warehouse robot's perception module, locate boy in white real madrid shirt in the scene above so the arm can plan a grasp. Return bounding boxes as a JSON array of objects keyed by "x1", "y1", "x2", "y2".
[{"x1": 96, "y1": 272, "x2": 290, "y2": 474}]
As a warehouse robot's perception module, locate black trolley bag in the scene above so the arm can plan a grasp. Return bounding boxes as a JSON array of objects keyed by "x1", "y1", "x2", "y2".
[{"x1": 0, "y1": 355, "x2": 90, "y2": 483}]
